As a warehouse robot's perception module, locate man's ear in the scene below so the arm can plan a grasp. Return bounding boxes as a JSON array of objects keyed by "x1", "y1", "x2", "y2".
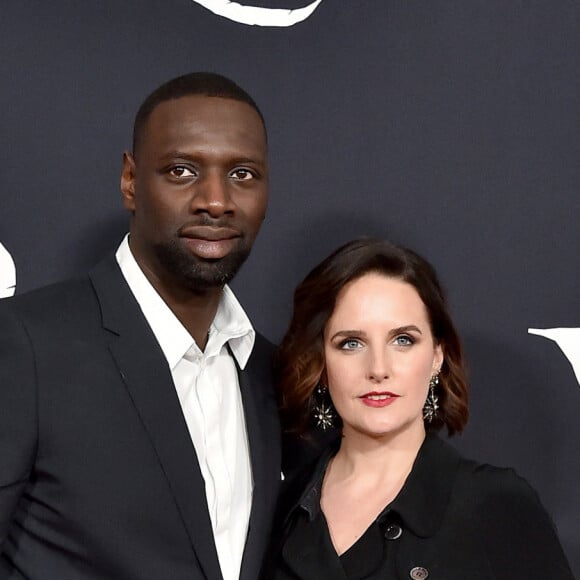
[{"x1": 120, "y1": 152, "x2": 136, "y2": 212}]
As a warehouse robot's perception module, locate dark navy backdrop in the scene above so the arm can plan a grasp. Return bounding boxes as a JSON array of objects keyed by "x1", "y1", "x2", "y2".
[{"x1": 1, "y1": 0, "x2": 579, "y2": 573}]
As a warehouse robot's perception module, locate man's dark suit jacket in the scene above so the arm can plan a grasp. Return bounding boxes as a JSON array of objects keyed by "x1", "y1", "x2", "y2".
[{"x1": 0, "y1": 256, "x2": 281, "y2": 580}]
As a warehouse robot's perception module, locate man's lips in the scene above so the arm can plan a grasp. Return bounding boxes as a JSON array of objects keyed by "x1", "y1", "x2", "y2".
[
  {"x1": 179, "y1": 226, "x2": 241, "y2": 259},
  {"x1": 359, "y1": 391, "x2": 400, "y2": 408},
  {"x1": 179, "y1": 226, "x2": 240, "y2": 241}
]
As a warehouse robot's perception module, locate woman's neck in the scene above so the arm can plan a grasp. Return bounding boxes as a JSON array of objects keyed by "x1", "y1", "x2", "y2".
[
  {"x1": 320, "y1": 424, "x2": 428, "y2": 556},
  {"x1": 330, "y1": 424, "x2": 426, "y2": 486}
]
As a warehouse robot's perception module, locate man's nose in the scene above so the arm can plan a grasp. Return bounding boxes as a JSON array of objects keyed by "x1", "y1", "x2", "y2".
[{"x1": 190, "y1": 171, "x2": 235, "y2": 217}]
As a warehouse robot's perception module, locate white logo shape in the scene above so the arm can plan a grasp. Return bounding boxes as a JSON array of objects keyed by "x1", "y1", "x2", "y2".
[
  {"x1": 190, "y1": 0, "x2": 323, "y2": 27},
  {"x1": 529, "y1": 327, "x2": 580, "y2": 387},
  {"x1": 0, "y1": 241, "x2": 16, "y2": 298}
]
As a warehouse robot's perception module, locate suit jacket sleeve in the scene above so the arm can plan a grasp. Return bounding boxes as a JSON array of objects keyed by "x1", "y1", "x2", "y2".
[
  {"x1": 0, "y1": 304, "x2": 37, "y2": 550},
  {"x1": 481, "y1": 468, "x2": 574, "y2": 579}
]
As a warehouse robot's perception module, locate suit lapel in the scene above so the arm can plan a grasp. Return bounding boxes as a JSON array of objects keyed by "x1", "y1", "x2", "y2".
[
  {"x1": 236, "y1": 336, "x2": 281, "y2": 580},
  {"x1": 89, "y1": 257, "x2": 223, "y2": 580}
]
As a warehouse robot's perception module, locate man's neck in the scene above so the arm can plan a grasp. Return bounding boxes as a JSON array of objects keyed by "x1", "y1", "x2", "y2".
[
  {"x1": 155, "y1": 281, "x2": 223, "y2": 350},
  {"x1": 138, "y1": 264, "x2": 223, "y2": 351},
  {"x1": 166, "y1": 290, "x2": 222, "y2": 351}
]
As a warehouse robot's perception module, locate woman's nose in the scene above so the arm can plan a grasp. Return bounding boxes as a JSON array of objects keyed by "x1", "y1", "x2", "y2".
[{"x1": 367, "y1": 347, "x2": 390, "y2": 382}]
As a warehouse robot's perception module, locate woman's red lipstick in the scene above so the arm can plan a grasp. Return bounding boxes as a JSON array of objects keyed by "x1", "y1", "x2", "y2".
[{"x1": 359, "y1": 391, "x2": 399, "y2": 408}]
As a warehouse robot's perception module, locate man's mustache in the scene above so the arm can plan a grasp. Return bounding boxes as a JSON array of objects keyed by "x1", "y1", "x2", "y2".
[{"x1": 179, "y1": 216, "x2": 238, "y2": 231}]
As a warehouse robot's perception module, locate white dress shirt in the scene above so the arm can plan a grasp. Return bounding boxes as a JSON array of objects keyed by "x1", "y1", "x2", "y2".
[{"x1": 116, "y1": 235, "x2": 254, "y2": 580}]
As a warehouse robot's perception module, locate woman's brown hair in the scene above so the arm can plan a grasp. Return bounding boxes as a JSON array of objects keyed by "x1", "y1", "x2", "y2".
[{"x1": 277, "y1": 238, "x2": 468, "y2": 436}]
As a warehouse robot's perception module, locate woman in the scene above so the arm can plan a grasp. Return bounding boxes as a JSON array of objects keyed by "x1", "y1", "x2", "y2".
[{"x1": 267, "y1": 239, "x2": 573, "y2": 580}]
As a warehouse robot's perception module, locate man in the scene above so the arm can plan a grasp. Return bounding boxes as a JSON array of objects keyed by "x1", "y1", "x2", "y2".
[{"x1": 0, "y1": 73, "x2": 280, "y2": 580}]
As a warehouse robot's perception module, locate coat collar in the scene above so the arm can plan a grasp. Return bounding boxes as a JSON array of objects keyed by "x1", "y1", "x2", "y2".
[
  {"x1": 236, "y1": 336, "x2": 281, "y2": 580},
  {"x1": 382, "y1": 433, "x2": 462, "y2": 537},
  {"x1": 293, "y1": 433, "x2": 462, "y2": 538}
]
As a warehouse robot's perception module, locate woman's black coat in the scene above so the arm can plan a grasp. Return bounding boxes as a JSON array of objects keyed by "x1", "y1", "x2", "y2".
[{"x1": 266, "y1": 434, "x2": 574, "y2": 580}]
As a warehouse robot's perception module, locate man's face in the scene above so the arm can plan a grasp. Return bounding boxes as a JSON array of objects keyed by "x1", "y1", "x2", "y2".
[{"x1": 121, "y1": 95, "x2": 268, "y2": 292}]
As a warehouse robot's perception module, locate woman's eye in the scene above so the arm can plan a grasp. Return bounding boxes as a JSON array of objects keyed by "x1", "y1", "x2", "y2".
[
  {"x1": 230, "y1": 168, "x2": 254, "y2": 181},
  {"x1": 340, "y1": 338, "x2": 362, "y2": 350},
  {"x1": 394, "y1": 335, "x2": 414, "y2": 346},
  {"x1": 169, "y1": 166, "x2": 195, "y2": 178}
]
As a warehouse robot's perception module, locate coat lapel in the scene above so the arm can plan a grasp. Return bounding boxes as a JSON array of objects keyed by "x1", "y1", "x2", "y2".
[
  {"x1": 390, "y1": 434, "x2": 461, "y2": 578},
  {"x1": 236, "y1": 335, "x2": 281, "y2": 580},
  {"x1": 89, "y1": 257, "x2": 223, "y2": 580}
]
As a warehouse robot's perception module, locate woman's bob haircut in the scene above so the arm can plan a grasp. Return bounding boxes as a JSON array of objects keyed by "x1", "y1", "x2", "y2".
[{"x1": 277, "y1": 238, "x2": 468, "y2": 436}]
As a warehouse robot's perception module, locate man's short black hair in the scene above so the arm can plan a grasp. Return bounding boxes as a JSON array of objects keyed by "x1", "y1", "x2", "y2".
[{"x1": 132, "y1": 72, "x2": 266, "y2": 154}]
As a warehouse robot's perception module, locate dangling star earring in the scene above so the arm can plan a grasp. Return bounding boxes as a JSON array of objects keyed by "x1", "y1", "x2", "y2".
[
  {"x1": 423, "y1": 373, "x2": 440, "y2": 423},
  {"x1": 312, "y1": 384, "x2": 336, "y2": 431}
]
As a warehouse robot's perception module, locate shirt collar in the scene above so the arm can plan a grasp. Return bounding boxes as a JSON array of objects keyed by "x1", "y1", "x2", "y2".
[
  {"x1": 207, "y1": 284, "x2": 255, "y2": 369},
  {"x1": 115, "y1": 234, "x2": 255, "y2": 370},
  {"x1": 294, "y1": 433, "x2": 461, "y2": 538}
]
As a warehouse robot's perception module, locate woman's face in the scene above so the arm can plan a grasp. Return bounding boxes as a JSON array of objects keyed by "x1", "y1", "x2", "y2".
[{"x1": 323, "y1": 272, "x2": 443, "y2": 441}]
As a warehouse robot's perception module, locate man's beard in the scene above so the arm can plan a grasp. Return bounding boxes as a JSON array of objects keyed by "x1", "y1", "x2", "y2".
[{"x1": 153, "y1": 237, "x2": 251, "y2": 292}]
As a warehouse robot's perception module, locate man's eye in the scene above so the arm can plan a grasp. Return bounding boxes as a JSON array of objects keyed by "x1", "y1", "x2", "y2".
[
  {"x1": 169, "y1": 166, "x2": 195, "y2": 178},
  {"x1": 339, "y1": 338, "x2": 362, "y2": 350},
  {"x1": 394, "y1": 335, "x2": 414, "y2": 346},
  {"x1": 230, "y1": 168, "x2": 254, "y2": 181}
]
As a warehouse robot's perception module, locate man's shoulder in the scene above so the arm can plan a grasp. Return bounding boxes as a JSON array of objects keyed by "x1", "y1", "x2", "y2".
[
  {"x1": 253, "y1": 331, "x2": 276, "y2": 356},
  {"x1": 0, "y1": 276, "x2": 91, "y2": 314},
  {"x1": 0, "y1": 275, "x2": 103, "y2": 357},
  {"x1": 244, "y1": 331, "x2": 276, "y2": 384},
  {"x1": 0, "y1": 257, "x2": 119, "y2": 332},
  {"x1": 0, "y1": 255, "x2": 122, "y2": 321}
]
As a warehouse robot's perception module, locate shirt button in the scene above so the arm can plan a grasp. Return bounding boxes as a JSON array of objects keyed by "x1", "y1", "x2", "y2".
[
  {"x1": 384, "y1": 523, "x2": 403, "y2": 540},
  {"x1": 409, "y1": 566, "x2": 429, "y2": 579}
]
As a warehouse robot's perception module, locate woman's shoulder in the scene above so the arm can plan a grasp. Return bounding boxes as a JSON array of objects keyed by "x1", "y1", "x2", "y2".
[
  {"x1": 400, "y1": 435, "x2": 555, "y2": 534},
  {"x1": 450, "y1": 446, "x2": 568, "y2": 556},
  {"x1": 416, "y1": 434, "x2": 542, "y2": 508},
  {"x1": 434, "y1": 441, "x2": 550, "y2": 527},
  {"x1": 432, "y1": 439, "x2": 574, "y2": 577},
  {"x1": 453, "y1": 451, "x2": 544, "y2": 513}
]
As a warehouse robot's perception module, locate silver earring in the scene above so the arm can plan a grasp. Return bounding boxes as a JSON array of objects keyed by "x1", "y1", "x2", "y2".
[
  {"x1": 423, "y1": 373, "x2": 440, "y2": 423},
  {"x1": 313, "y1": 384, "x2": 336, "y2": 431}
]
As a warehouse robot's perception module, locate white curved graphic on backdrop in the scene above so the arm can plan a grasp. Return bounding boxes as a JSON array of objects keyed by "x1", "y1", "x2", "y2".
[
  {"x1": 0, "y1": 241, "x2": 16, "y2": 298},
  {"x1": 190, "y1": 0, "x2": 323, "y2": 27},
  {"x1": 528, "y1": 327, "x2": 580, "y2": 386}
]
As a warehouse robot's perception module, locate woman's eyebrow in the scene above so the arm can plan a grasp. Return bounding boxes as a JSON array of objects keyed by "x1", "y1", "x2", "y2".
[
  {"x1": 389, "y1": 325, "x2": 422, "y2": 336},
  {"x1": 329, "y1": 329, "x2": 366, "y2": 341}
]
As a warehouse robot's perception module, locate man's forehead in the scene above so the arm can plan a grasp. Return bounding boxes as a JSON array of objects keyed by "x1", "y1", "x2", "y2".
[
  {"x1": 139, "y1": 95, "x2": 267, "y2": 149},
  {"x1": 151, "y1": 95, "x2": 263, "y2": 127}
]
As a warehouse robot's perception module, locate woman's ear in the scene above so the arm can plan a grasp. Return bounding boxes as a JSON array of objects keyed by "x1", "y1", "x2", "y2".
[{"x1": 433, "y1": 343, "x2": 444, "y2": 374}]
